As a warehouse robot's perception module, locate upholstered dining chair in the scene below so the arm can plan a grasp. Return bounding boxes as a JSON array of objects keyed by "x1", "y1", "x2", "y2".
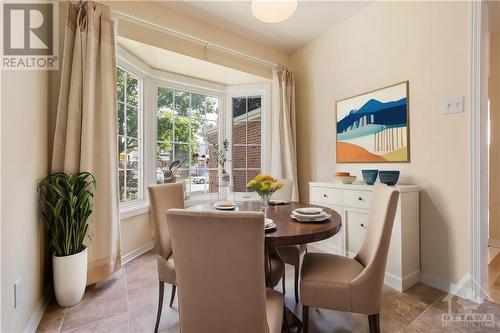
[
  {"x1": 274, "y1": 179, "x2": 306, "y2": 303},
  {"x1": 166, "y1": 209, "x2": 284, "y2": 333},
  {"x1": 300, "y1": 184, "x2": 399, "y2": 333},
  {"x1": 147, "y1": 182, "x2": 184, "y2": 333}
]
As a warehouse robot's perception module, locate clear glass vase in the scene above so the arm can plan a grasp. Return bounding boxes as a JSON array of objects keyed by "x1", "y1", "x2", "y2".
[
  {"x1": 260, "y1": 193, "x2": 272, "y2": 216},
  {"x1": 218, "y1": 173, "x2": 231, "y2": 202}
]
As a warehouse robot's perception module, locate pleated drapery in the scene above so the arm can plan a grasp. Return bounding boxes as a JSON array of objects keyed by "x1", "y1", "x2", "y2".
[
  {"x1": 271, "y1": 66, "x2": 299, "y2": 201},
  {"x1": 51, "y1": 1, "x2": 120, "y2": 284}
]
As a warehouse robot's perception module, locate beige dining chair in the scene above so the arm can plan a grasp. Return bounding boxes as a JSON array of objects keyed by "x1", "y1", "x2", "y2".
[
  {"x1": 166, "y1": 209, "x2": 284, "y2": 333},
  {"x1": 274, "y1": 179, "x2": 306, "y2": 303},
  {"x1": 147, "y1": 182, "x2": 184, "y2": 333},
  {"x1": 300, "y1": 184, "x2": 399, "y2": 333}
]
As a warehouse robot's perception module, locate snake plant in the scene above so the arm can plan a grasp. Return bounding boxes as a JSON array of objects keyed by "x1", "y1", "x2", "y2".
[{"x1": 38, "y1": 172, "x2": 96, "y2": 257}]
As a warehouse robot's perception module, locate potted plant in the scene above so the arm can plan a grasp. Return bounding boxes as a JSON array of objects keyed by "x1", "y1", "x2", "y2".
[
  {"x1": 38, "y1": 172, "x2": 96, "y2": 307},
  {"x1": 247, "y1": 174, "x2": 283, "y2": 211}
]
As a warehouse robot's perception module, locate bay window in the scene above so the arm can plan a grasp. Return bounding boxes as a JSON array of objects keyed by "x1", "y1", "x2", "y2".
[{"x1": 117, "y1": 53, "x2": 268, "y2": 213}]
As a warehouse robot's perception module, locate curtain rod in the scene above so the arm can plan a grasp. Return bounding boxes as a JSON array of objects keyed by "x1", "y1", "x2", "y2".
[{"x1": 113, "y1": 10, "x2": 279, "y2": 69}]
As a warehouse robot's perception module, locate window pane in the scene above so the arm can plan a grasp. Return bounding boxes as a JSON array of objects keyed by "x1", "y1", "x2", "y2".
[
  {"x1": 174, "y1": 117, "x2": 190, "y2": 143},
  {"x1": 157, "y1": 142, "x2": 172, "y2": 172},
  {"x1": 247, "y1": 145, "x2": 261, "y2": 168},
  {"x1": 175, "y1": 91, "x2": 190, "y2": 116},
  {"x1": 126, "y1": 138, "x2": 139, "y2": 169},
  {"x1": 207, "y1": 144, "x2": 218, "y2": 169},
  {"x1": 190, "y1": 168, "x2": 208, "y2": 194},
  {"x1": 126, "y1": 170, "x2": 139, "y2": 201},
  {"x1": 233, "y1": 169, "x2": 246, "y2": 192},
  {"x1": 157, "y1": 110, "x2": 173, "y2": 142},
  {"x1": 191, "y1": 144, "x2": 208, "y2": 169},
  {"x1": 126, "y1": 105, "x2": 138, "y2": 138},
  {"x1": 248, "y1": 96, "x2": 261, "y2": 112},
  {"x1": 233, "y1": 120, "x2": 246, "y2": 145},
  {"x1": 233, "y1": 145, "x2": 246, "y2": 169},
  {"x1": 119, "y1": 170, "x2": 125, "y2": 202},
  {"x1": 204, "y1": 121, "x2": 219, "y2": 144},
  {"x1": 191, "y1": 93, "x2": 206, "y2": 118},
  {"x1": 118, "y1": 102, "x2": 125, "y2": 135},
  {"x1": 158, "y1": 87, "x2": 173, "y2": 111},
  {"x1": 232, "y1": 97, "x2": 247, "y2": 118},
  {"x1": 118, "y1": 136, "x2": 126, "y2": 169},
  {"x1": 190, "y1": 117, "x2": 205, "y2": 146},
  {"x1": 247, "y1": 169, "x2": 260, "y2": 183},
  {"x1": 174, "y1": 143, "x2": 189, "y2": 163},
  {"x1": 247, "y1": 120, "x2": 261, "y2": 144},
  {"x1": 206, "y1": 96, "x2": 219, "y2": 121},
  {"x1": 117, "y1": 68, "x2": 125, "y2": 103},
  {"x1": 209, "y1": 169, "x2": 218, "y2": 193},
  {"x1": 126, "y1": 75, "x2": 139, "y2": 106}
]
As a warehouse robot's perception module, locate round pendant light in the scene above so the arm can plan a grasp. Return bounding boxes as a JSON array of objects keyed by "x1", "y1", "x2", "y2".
[{"x1": 251, "y1": 0, "x2": 298, "y2": 23}]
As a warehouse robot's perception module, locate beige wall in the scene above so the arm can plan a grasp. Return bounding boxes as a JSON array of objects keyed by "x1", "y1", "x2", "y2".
[
  {"x1": 1, "y1": 70, "x2": 49, "y2": 332},
  {"x1": 291, "y1": 1, "x2": 471, "y2": 285},
  {"x1": 121, "y1": 213, "x2": 153, "y2": 257},
  {"x1": 490, "y1": 31, "x2": 500, "y2": 242}
]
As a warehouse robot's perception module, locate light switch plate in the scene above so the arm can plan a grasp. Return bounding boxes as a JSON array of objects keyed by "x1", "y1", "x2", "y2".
[
  {"x1": 14, "y1": 278, "x2": 22, "y2": 309},
  {"x1": 442, "y1": 96, "x2": 465, "y2": 115}
]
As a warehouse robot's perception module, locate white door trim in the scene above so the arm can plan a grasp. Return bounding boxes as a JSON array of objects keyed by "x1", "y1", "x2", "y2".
[{"x1": 469, "y1": 0, "x2": 489, "y2": 304}]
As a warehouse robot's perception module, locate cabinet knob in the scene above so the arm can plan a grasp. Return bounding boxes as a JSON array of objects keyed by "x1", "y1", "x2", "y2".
[
  {"x1": 323, "y1": 194, "x2": 328, "y2": 198},
  {"x1": 360, "y1": 223, "x2": 366, "y2": 229},
  {"x1": 358, "y1": 197, "x2": 364, "y2": 201}
]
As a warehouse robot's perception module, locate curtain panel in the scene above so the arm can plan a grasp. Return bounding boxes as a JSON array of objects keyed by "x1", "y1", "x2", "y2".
[
  {"x1": 271, "y1": 66, "x2": 299, "y2": 201},
  {"x1": 52, "y1": 1, "x2": 120, "y2": 284}
]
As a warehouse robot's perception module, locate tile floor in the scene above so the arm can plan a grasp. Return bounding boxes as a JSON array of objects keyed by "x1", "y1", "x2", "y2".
[{"x1": 37, "y1": 248, "x2": 500, "y2": 333}]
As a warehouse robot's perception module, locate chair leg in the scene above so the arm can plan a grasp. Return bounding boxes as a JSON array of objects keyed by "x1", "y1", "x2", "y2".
[
  {"x1": 302, "y1": 305, "x2": 309, "y2": 333},
  {"x1": 154, "y1": 282, "x2": 164, "y2": 333},
  {"x1": 368, "y1": 313, "x2": 380, "y2": 333},
  {"x1": 294, "y1": 264, "x2": 299, "y2": 303},
  {"x1": 283, "y1": 306, "x2": 291, "y2": 333},
  {"x1": 169, "y1": 284, "x2": 176, "y2": 307},
  {"x1": 282, "y1": 271, "x2": 286, "y2": 293}
]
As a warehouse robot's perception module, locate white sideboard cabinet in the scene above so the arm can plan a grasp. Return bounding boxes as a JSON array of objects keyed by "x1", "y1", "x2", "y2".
[{"x1": 308, "y1": 182, "x2": 420, "y2": 292}]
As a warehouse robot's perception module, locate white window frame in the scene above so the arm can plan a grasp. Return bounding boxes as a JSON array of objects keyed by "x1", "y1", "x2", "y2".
[
  {"x1": 117, "y1": 63, "x2": 146, "y2": 216},
  {"x1": 117, "y1": 46, "x2": 270, "y2": 217}
]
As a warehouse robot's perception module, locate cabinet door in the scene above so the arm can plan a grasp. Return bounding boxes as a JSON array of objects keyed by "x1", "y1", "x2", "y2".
[{"x1": 344, "y1": 208, "x2": 369, "y2": 258}]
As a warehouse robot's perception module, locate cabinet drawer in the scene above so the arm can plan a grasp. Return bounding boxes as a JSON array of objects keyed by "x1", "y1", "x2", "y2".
[
  {"x1": 310, "y1": 186, "x2": 341, "y2": 205},
  {"x1": 343, "y1": 190, "x2": 372, "y2": 209}
]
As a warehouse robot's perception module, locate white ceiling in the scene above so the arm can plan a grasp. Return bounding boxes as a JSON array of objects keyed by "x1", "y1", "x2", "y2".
[
  {"x1": 161, "y1": 1, "x2": 371, "y2": 53},
  {"x1": 118, "y1": 37, "x2": 269, "y2": 85}
]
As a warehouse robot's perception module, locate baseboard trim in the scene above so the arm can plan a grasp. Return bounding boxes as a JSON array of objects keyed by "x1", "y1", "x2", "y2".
[
  {"x1": 384, "y1": 271, "x2": 420, "y2": 292},
  {"x1": 121, "y1": 242, "x2": 154, "y2": 266},
  {"x1": 420, "y1": 273, "x2": 470, "y2": 299},
  {"x1": 488, "y1": 239, "x2": 500, "y2": 248},
  {"x1": 23, "y1": 291, "x2": 52, "y2": 333}
]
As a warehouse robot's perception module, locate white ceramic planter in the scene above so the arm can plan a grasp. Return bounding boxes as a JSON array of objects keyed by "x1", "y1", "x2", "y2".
[{"x1": 53, "y1": 247, "x2": 87, "y2": 307}]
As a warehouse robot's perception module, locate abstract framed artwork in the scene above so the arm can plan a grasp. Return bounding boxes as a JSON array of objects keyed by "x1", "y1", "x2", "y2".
[{"x1": 336, "y1": 81, "x2": 410, "y2": 163}]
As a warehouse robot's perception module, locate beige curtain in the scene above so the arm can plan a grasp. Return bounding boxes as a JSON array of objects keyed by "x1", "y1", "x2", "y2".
[
  {"x1": 271, "y1": 66, "x2": 299, "y2": 201},
  {"x1": 52, "y1": 1, "x2": 120, "y2": 284}
]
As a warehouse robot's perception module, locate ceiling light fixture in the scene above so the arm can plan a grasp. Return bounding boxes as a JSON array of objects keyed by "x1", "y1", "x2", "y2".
[{"x1": 251, "y1": 0, "x2": 298, "y2": 24}]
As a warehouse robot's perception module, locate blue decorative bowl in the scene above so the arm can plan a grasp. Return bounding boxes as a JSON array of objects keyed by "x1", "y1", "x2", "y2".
[
  {"x1": 362, "y1": 170, "x2": 379, "y2": 185},
  {"x1": 379, "y1": 171, "x2": 400, "y2": 186}
]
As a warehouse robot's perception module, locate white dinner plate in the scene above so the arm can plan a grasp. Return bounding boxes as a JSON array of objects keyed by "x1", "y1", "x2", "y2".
[
  {"x1": 213, "y1": 202, "x2": 237, "y2": 210},
  {"x1": 294, "y1": 207, "x2": 324, "y2": 215},
  {"x1": 265, "y1": 218, "x2": 274, "y2": 226},
  {"x1": 292, "y1": 210, "x2": 326, "y2": 219},
  {"x1": 290, "y1": 213, "x2": 331, "y2": 222}
]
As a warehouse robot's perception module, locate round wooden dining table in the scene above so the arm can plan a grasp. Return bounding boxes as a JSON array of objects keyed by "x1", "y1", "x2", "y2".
[{"x1": 188, "y1": 201, "x2": 342, "y2": 331}]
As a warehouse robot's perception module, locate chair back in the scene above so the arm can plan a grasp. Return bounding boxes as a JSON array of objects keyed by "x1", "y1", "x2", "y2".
[
  {"x1": 147, "y1": 183, "x2": 184, "y2": 260},
  {"x1": 166, "y1": 209, "x2": 269, "y2": 333},
  {"x1": 271, "y1": 179, "x2": 293, "y2": 203},
  {"x1": 351, "y1": 184, "x2": 399, "y2": 313}
]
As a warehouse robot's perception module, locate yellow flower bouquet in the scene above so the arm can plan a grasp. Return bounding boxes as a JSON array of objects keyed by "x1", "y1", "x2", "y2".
[{"x1": 247, "y1": 174, "x2": 283, "y2": 211}]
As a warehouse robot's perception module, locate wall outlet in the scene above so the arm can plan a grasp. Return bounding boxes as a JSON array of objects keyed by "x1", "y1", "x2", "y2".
[
  {"x1": 442, "y1": 96, "x2": 465, "y2": 114},
  {"x1": 14, "y1": 278, "x2": 22, "y2": 309}
]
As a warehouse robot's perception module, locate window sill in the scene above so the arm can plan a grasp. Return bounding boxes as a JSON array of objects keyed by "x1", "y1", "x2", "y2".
[{"x1": 120, "y1": 201, "x2": 150, "y2": 220}]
